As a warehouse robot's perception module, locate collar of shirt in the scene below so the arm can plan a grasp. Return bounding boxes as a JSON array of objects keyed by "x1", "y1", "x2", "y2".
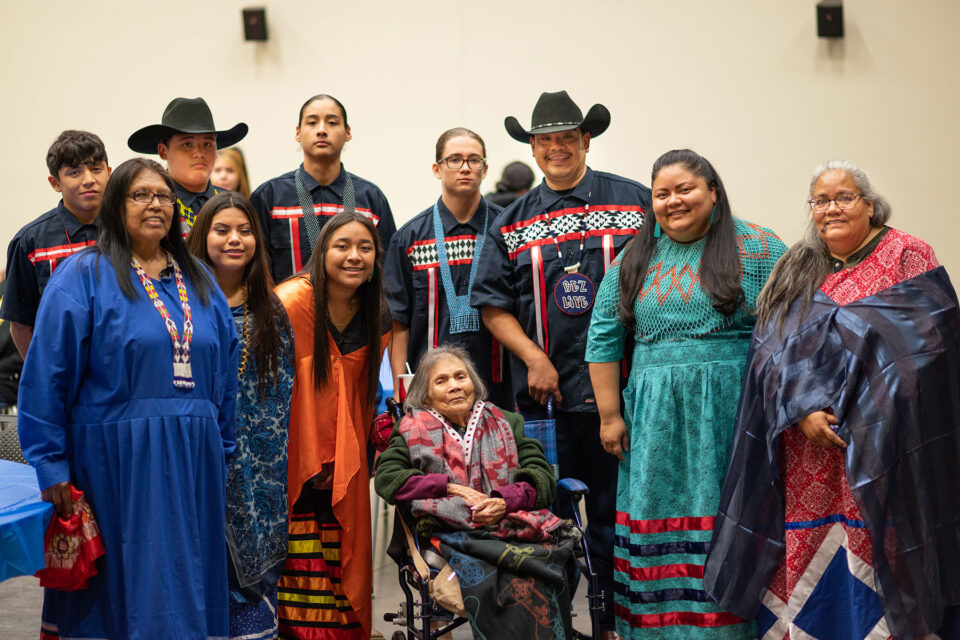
[
  {"x1": 55, "y1": 200, "x2": 99, "y2": 236},
  {"x1": 831, "y1": 226, "x2": 890, "y2": 272},
  {"x1": 298, "y1": 162, "x2": 347, "y2": 199},
  {"x1": 173, "y1": 180, "x2": 217, "y2": 207},
  {"x1": 537, "y1": 166, "x2": 595, "y2": 213},
  {"x1": 436, "y1": 197, "x2": 489, "y2": 235}
]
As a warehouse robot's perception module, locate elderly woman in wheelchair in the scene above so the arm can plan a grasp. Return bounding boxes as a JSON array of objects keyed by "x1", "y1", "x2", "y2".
[{"x1": 375, "y1": 346, "x2": 581, "y2": 639}]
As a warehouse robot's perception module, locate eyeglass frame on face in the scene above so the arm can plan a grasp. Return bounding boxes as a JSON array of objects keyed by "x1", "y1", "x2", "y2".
[
  {"x1": 808, "y1": 192, "x2": 863, "y2": 212},
  {"x1": 438, "y1": 156, "x2": 486, "y2": 171},
  {"x1": 127, "y1": 190, "x2": 176, "y2": 207}
]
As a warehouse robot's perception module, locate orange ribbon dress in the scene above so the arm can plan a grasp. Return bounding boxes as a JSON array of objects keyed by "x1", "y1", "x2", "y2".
[{"x1": 275, "y1": 276, "x2": 389, "y2": 638}]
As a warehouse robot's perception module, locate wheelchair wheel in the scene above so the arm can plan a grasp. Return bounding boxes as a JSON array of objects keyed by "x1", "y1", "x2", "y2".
[{"x1": 390, "y1": 632, "x2": 405, "y2": 640}]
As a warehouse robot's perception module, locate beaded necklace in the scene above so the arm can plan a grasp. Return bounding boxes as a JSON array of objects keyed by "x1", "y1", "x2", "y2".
[
  {"x1": 130, "y1": 253, "x2": 195, "y2": 389},
  {"x1": 176, "y1": 187, "x2": 219, "y2": 232},
  {"x1": 431, "y1": 199, "x2": 488, "y2": 334},
  {"x1": 237, "y1": 286, "x2": 251, "y2": 377}
]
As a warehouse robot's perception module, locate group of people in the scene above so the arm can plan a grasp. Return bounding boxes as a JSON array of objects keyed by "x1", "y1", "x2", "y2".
[{"x1": 4, "y1": 87, "x2": 958, "y2": 640}]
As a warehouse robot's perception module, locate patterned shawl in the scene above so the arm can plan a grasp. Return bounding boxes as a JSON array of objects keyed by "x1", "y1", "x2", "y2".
[
  {"x1": 399, "y1": 402, "x2": 561, "y2": 541},
  {"x1": 225, "y1": 304, "x2": 294, "y2": 591}
]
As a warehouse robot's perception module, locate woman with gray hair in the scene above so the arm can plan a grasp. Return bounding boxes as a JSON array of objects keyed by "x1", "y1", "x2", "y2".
[
  {"x1": 376, "y1": 345, "x2": 554, "y2": 530},
  {"x1": 375, "y1": 346, "x2": 580, "y2": 639},
  {"x1": 704, "y1": 161, "x2": 960, "y2": 638},
  {"x1": 401, "y1": 346, "x2": 488, "y2": 415}
]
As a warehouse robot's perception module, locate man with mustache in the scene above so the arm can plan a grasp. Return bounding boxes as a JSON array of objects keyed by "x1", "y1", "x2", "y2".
[
  {"x1": 128, "y1": 97, "x2": 247, "y2": 235},
  {"x1": 472, "y1": 91, "x2": 651, "y2": 640},
  {"x1": 2, "y1": 130, "x2": 111, "y2": 357}
]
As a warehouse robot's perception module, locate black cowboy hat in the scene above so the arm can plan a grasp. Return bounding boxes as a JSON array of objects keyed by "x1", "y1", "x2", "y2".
[
  {"x1": 504, "y1": 90, "x2": 610, "y2": 143},
  {"x1": 127, "y1": 97, "x2": 248, "y2": 154}
]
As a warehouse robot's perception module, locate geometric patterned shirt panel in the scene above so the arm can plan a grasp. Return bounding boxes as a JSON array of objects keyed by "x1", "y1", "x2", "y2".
[
  {"x1": 406, "y1": 234, "x2": 478, "y2": 270},
  {"x1": 471, "y1": 167, "x2": 652, "y2": 412},
  {"x1": 501, "y1": 206, "x2": 647, "y2": 259}
]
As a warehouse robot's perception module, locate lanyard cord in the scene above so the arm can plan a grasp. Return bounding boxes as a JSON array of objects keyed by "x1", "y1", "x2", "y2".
[
  {"x1": 294, "y1": 166, "x2": 356, "y2": 250},
  {"x1": 432, "y1": 199, "x2": 489, "y2": 334},
  {"x1": 543, "y1": 192, "x2": 590, "y2": 274},
  {"x1": 432, "y1": 199, "x2": 488, "y2": 300}
]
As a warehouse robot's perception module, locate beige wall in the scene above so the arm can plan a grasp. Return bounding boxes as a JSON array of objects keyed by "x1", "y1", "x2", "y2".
[{"x1": 2, "y1": 0, "x2": 958, "y2": 274}]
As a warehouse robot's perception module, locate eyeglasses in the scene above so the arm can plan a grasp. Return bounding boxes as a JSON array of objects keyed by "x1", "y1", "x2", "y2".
[
  {"x1": 127, "y1": 190, "x2": 176, "y2": 207},
  {"x1": 439, "y1": 156, "x2": 486, "y2": 171},
  {"x1": 808, "y1": 193, "x2": 862, "y2": 212}
]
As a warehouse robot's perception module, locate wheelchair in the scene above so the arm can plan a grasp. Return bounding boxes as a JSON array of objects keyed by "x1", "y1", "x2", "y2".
[{"x1": 380, "y1": 398, "x2": 605, "y2": 640}]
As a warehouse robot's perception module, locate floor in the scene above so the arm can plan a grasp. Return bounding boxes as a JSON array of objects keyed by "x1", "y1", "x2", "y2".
[{"x1": 0, "y1": 485, "x2": 594, "y2": 639}]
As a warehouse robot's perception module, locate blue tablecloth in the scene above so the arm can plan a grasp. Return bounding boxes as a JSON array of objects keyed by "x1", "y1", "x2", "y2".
[{"x1": 0, "y1": 459, "x2": 52, "y2": 581}]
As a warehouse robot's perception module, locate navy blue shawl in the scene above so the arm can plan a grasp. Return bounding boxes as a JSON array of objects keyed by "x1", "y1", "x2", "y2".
[{"x1": 703, "y1": 267, "x2": 960, "y2": 637}]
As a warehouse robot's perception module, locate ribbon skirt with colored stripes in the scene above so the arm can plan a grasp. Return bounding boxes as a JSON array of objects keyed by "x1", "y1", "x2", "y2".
[{"x1": 277, "y1": 488, "x2": 363, "y2": 640}]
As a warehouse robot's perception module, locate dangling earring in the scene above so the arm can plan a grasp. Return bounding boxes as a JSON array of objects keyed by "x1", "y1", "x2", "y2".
[
  {"x1": 653, "y1": 222, "x2": 662, "y2": 238},
  {"x1": 709, "y1": 204, "x2": 717, "y2": 225}
]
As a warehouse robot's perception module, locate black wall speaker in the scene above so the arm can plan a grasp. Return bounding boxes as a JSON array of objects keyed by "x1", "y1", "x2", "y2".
[
  {"x1": 243, "y1": 8, "x2": 268, "y2": 41},
  {"x1": 817, "y1": 0, "x2": 844, "y2": 38}
]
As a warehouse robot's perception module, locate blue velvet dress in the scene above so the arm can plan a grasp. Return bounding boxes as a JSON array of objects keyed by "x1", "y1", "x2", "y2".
[{"x1": 18, "y1": 250, "x2": 238, "y2": 640}]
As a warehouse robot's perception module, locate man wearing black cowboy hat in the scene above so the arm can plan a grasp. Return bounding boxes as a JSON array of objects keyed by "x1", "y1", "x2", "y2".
[
  {"x1": 472, "y1": 90, "x2": 651, "y2": 639},
  {"x1": 128, "y1": 97, "x2": 248, "y2": 235}
]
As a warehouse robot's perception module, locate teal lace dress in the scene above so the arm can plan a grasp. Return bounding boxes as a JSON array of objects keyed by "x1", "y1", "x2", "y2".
[{"x1": 586, "y1": 219, "x2": 786, "y2": 640}]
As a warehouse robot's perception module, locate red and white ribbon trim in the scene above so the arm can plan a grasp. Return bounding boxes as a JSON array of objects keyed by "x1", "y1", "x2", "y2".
[{"x1": 530, "y1": 245, "x2": 548, "y2": 352}]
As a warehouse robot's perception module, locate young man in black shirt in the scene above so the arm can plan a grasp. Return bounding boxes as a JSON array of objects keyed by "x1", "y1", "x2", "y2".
[{"x1": 1, "y1": 130, "x2": 111, "y2": 357}]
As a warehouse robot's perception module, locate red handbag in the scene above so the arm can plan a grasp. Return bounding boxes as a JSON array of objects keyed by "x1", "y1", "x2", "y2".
[
  {"x1": 36, "y1": 485, "x2": 106, "y2": 590},
  {"x1": 370, "y1": 397, "x2": 404, "y2": 453},
  {"x1": 370, "y1": 411, "x2": 395, "y2": 452}
]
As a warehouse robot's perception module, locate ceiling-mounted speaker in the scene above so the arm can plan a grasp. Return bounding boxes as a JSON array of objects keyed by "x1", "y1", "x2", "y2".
[
  {"x1": 243, "y1": 8, "x2": 268, "y2": 41},
  {"x1": 817, "y1": 0, "x2": 844, "y2": 38}
]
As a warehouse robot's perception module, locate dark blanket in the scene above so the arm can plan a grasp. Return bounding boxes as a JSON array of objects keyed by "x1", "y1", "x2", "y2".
[
  {"x1": 436, "y1": 529, "x2": 580, "y2": 640},
  {"x1": 703, "y1": 267, "x2": 960, "y2": 638}
]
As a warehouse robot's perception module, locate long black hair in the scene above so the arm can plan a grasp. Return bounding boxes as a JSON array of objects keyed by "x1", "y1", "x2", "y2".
[
  {"x1": 188, "y1": 191, "x2": 291, "y2": 397},
  {"x1": 307, "y1": 210, "x2": 384, "y2": 404},
  {"x1": 96, "y1": 158, "x2": 211, "y2": 304},
  {"x1": 617, "y1": 149, "x2": 742, "y2": 330}
]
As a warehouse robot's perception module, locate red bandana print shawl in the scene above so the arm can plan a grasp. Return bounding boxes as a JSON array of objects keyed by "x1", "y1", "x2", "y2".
[{"x1": 400, "y1": 402, "x2": 561, "y2": 541}]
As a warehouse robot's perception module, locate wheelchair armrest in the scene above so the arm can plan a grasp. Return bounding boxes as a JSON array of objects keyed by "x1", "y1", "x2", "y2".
[{"x1": 557, "y1": 477, "x2": 589, "y2": 498}]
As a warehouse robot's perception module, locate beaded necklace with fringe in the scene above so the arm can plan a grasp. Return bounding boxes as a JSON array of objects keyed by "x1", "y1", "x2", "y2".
[{"x1": 131, "y1": 253, "x2": 195, "y2": 389}]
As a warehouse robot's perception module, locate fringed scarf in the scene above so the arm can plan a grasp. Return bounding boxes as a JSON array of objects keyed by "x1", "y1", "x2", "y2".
[{"x1": 399, "y1": 402, "x2": 561, "y2": 541}]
